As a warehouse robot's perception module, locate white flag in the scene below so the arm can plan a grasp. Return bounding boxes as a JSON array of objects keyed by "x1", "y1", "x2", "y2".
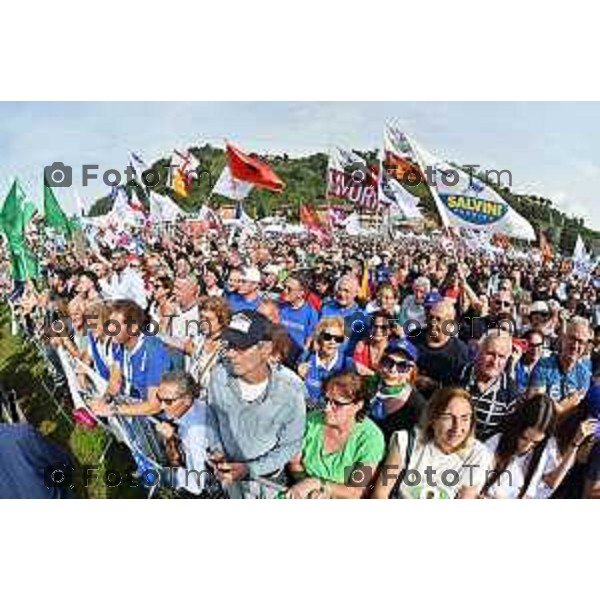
[
  {"x1": 379, "y1": 171, "x2": 423, "y2": 220},
  {"x1": 211, "y1": 165, "x2": 253, "y2": 200},
  {"x1": 414, "y1": 143, "x2": 536, "y2": 241},
  {"x1": 109, "y1": 187, "x2": 144, "y2": 228},
  {"x1": 572, "y1": 234, "x2": 592, "y2": 276},
  {"x1": 149, "y1": 192, "x2": 185, "y2": 223}
]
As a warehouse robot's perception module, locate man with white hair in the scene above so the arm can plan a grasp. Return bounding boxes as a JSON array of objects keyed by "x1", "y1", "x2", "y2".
[
  {"x1": 320, "y1": 273, "x2": 365, "y2": 354},
  {"x1": 460, "y1": 329, "x2": 519, "y2": 441},
  {"x1": 529, "y1": 316, "x2": 592, "y2": 419},
  {"x1": 399, "y1": 276, "x2": 430, "y2": 330}
]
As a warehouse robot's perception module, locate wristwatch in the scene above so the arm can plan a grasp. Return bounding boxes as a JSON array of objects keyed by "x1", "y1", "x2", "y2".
[{"x1": 319, "y1": 479, "x2": 329, "y2": 498}]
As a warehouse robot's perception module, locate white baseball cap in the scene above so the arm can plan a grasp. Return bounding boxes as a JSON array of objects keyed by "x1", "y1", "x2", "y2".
[{"x1": 242, "y1": 266, "x2": 262, "y2": 283}]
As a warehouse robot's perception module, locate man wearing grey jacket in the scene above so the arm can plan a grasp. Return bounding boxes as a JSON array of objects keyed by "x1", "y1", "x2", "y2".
[{"x1": 206, "y1": 310, "x2": 307, "y2": 498}]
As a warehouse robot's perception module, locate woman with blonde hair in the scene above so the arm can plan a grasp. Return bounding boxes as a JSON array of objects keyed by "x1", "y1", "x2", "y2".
[
  {"x1": 297, "y1": 316, "x2": 354, "y2": 408},
  {"x1": 372, "y1": 387, "x2": 492, "y2": 499}
]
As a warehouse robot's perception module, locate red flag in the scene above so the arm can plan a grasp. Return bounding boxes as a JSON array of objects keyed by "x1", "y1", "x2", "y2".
[{"x1": 226, "y1": 143, "x2": 285, "y2": 192}]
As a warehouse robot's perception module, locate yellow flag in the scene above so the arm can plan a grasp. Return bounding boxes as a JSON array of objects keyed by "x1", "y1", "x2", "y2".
[
  {"x1": 358, "y1": 261, "x2": 369, "y2": 301},
  {"x1": 173, "y1": 169, "x2": 189, "y2": 198}
]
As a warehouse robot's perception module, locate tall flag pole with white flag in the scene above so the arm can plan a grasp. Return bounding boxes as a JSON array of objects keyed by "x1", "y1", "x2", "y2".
[
  {"x1": 384, "y1": 124, "x2": 535, "y2": 241},
  {"x1": 383, "y1": 123, "x2": 448, "y2": 226},
  {"x1": 415, "y1": 142, "x2": 536, "y2": 241},
  {"x1": 572, "y1": 234, "x2": 592, "y2": 276}
]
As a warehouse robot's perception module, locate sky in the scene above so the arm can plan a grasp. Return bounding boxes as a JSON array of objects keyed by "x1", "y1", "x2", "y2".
[{"x1": 1, "y1": 101, "x2": 600, "y2": 228}]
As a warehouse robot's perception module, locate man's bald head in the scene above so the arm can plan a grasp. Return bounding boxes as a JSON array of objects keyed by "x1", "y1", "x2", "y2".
[{"x1": 335, "y1": 275, "x2": 359, "y2": 307}]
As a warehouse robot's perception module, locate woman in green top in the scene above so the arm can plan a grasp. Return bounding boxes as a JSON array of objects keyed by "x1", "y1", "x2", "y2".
[{"x1": 286, "y1": 371, "x2": 385, "y2": 499}]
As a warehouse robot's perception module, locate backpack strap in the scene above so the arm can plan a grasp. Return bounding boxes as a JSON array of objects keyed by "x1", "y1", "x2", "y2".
[{"x1": 391, "y1": 427, "x2": 416, "y2": 499}]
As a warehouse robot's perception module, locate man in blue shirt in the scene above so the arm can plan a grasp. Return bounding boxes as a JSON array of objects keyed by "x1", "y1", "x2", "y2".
[
  {"x1": 228, "y1": 266, "x2": 262, "y2": 313},
  {"x1": 153, "y1": 371, "x2": 218, "y2": 496},
  {"x1": 89, "y1": 299, "x2": 173, "y2": 417},
  {"x1": 280, "y1": 273, "x2": 319, "y2": 354},
  {"x1": 320, "y1": 274, "x2": 366, "y2": 354},
  {"x1": 529, "y1": 316, "x2": 592, "y2": 419}
]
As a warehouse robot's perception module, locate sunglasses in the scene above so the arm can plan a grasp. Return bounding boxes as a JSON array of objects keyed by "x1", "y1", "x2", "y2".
[
  {"x1": 495, "y1": 300, "x2": 513, "y2": 308},
  {"x1": 325, "y1": 396, "x2": 356, "y2": 409},
  {"x1": 381, "y1": 357, "x2": 414, "y2": 373},
  {"x1": 372, "y1": 323, "x2": 390, "y2": 332},
  {"x1": 528, "y1": 342, "x2": 544, "y2": 349},
  {"x1": 320, "y1": 332, "x2": 344, "y2": 343},
  {"x1": 157, "y1": 394, "x2": 182, "y2": 406}
]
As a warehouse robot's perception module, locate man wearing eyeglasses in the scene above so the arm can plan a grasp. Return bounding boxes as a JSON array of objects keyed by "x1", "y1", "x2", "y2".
[
  {"x1": 154, "y1": 371, "x2": 217, "y2": 497},
  {"x1": 528, "y1": 317, "x2": 592, "y2": 419},
  {"x1": 206, "y1": 310, "x2": 306, "y2": 498},
  {"x1": 227, "y1": 266, "x2": 263, "y2": 313},
  {"x1": 513, "y1": 329, "x2": 545, "y2": 395},
  {"x1": 280, "y1": 273, "x2": 319, "y2": 354}
]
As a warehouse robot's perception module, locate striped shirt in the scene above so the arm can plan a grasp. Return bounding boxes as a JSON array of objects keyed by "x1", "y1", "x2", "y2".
[{"x1": 460, "y1": 363, "x2": 520, "y2": 442}]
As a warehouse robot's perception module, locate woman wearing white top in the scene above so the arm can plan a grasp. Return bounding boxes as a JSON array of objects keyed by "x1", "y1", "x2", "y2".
[
  {"x1": 188, "y1": 296, "x2": 231, "y2": 390},
  {"x1": 366, "y1": 283, "x2": 400, "y2": 317},
  {"x1": 483, "y1": 394, "x2": 598, "y2": 499},
  {"x1": 372, "y1": 387, "x2": 492, "y2": 499}
]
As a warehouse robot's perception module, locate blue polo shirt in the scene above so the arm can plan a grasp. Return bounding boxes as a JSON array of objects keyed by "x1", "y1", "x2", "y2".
[
  {"x1": 304, "y1": 351, "x2": 354, "y2": 407},
  {"x1": 280, "y1": 301, "x2": 319, "y2": 350},
  {"x1": 116, "y1": 335, "x2": 173, "y2": 402},
  {"x1": 529, "y1": 354, "x2": 592, "y2": 403},
  {"x1": 228, "y1": 293, "x2": 262, "y2": 313}
]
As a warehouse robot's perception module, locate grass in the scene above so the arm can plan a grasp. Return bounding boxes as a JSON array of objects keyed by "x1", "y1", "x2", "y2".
[{"x1": 0, "y1": 303, "x2": 146, "y2": 498}]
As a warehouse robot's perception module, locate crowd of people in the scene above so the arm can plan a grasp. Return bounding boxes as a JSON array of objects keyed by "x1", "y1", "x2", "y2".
[{"x1": 2, "y1": 219, "x2": 600, "y2": 499}]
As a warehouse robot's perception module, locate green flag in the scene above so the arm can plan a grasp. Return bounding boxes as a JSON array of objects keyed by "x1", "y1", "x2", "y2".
[
  {"x1": 44, "y1": 183, "x2": 72, "y2": 238},
  {"x1": 1, "y1": 179, "x2": 39, "y2": 282},
  {"x1": 1, "y1": 180, "x2": 26, "y2": 243},
  {"x1": 23, "y1": 200, "x2": 39, "y2": 226}
]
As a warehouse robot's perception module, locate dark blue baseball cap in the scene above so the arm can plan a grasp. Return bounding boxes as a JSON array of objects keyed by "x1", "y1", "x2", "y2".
[
  {"x1": 424, "y1": 291, "x2": 443, "y2": 308},
  {"x1": 384, "y1": 338, "x2": 419, "y2": 362}
]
